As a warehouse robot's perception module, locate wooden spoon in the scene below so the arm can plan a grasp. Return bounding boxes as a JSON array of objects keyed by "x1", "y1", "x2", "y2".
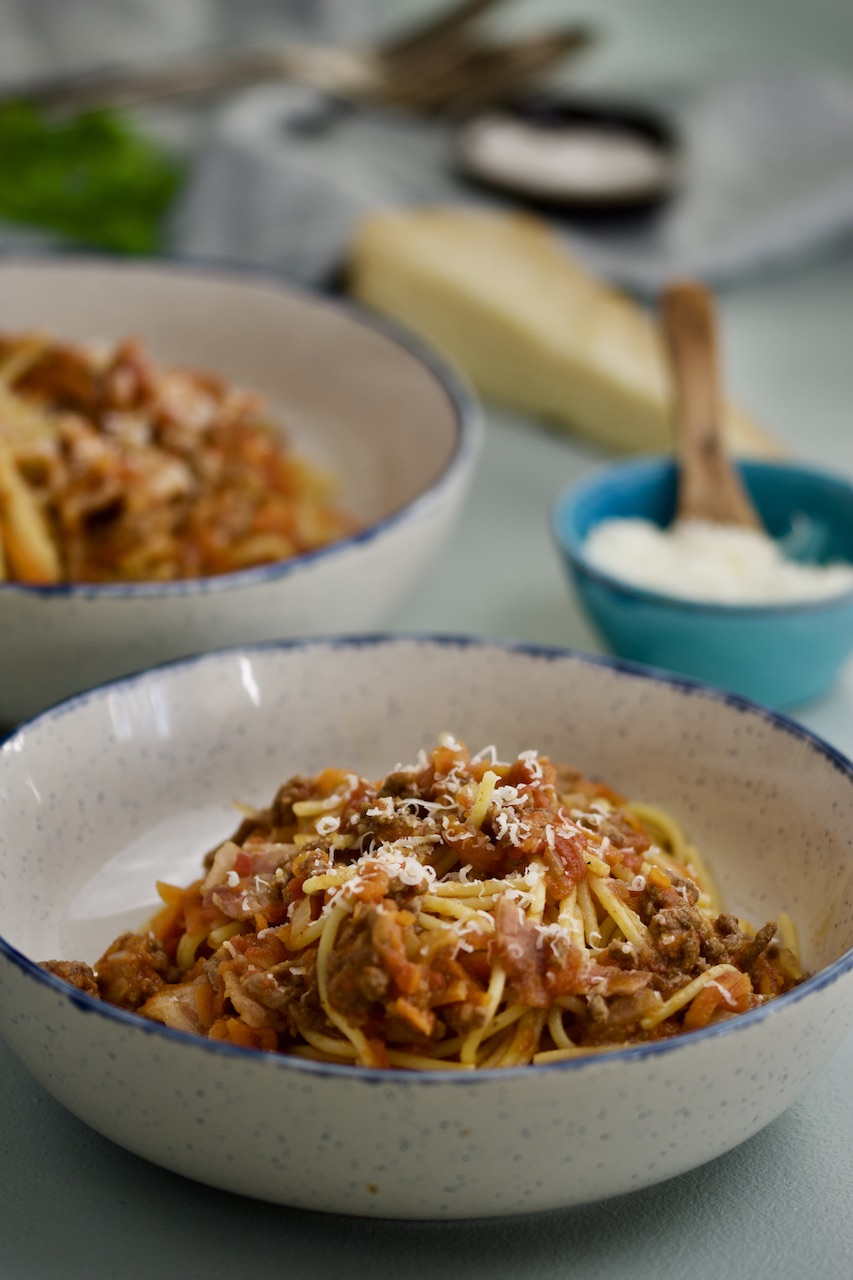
[{"x1": 661, "y1": 280, "x2": 763, "y2": 529}]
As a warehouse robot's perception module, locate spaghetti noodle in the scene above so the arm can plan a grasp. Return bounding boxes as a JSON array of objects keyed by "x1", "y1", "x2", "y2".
[{"x1": 42, "y1": 737, "x2": 805, "y2": 1068}]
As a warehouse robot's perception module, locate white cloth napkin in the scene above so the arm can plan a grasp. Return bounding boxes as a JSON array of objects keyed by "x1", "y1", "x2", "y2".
[{"x1": 171, "y1": 71, "x2": 853, "y2": 294}]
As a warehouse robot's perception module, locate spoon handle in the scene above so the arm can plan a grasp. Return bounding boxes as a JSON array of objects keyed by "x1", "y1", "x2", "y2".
[{"x1": 661, "y1": 280, "x2": 762, "y2": 529}]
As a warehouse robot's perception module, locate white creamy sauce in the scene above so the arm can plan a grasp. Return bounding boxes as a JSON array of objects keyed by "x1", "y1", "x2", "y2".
[
  {"x1": 583, "y1": 517, "x2": 853, "y2": 604},
  {"x1": 464, "y1": 115, "x2": 671, "y2": 197}
]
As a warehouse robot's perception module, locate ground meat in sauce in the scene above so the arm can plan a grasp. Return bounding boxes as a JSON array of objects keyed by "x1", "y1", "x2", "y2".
[
  {"x1": 323, "y1": 898, "x2": 491, "y2": 1045},
  {"x1": 39, "y1": 958, "x2": 100, "y2": 997},
  {"x1": 94, "y1": 931, "x2": 179, "y2": 1011},
  {"x1": 39, "y1": 740, "x2": 806, "y2": 1065}
]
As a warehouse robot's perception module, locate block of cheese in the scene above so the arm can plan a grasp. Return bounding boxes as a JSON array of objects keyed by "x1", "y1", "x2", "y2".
[{"x1": 345, "y1": 207, "x2": 779, "y2": 456}]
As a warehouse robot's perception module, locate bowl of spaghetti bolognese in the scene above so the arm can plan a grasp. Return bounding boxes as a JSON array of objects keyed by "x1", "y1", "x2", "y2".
[
  {"x1": 0, "y1": 257, "x2": 479, "y2": 726},
  {"x1": 1, "y1": 635, "x2": 851, "y2": 1217}
]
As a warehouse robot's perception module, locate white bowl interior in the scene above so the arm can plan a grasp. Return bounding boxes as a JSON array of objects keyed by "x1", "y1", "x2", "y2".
[
  {"x1": 2, "y1": 639, "x2": 852, "y2": 979},
  {"x1": 0, "y1": 258, "x2": 463, "y2": 525},
  {"x1": 0, "y1": 262, "x2": 479, "y2": 726}
]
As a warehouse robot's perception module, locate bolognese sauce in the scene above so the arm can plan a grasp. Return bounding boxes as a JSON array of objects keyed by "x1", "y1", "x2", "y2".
[
  {"x1": 42, "y1": 737, "x2": 805, "y2": 1069},
  {"x1": 0, "y1": 330, "x2": 358, "y2": 584}
]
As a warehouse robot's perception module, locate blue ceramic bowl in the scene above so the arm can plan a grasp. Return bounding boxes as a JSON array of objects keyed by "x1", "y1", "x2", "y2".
[{"x1": 552, "y1": 457, "x2": 853, "y2": 708}]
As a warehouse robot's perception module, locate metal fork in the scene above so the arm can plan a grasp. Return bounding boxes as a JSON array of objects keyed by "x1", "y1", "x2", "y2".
[{"x1": 4, "y1": 0, "x2": 593, "y2": 117}]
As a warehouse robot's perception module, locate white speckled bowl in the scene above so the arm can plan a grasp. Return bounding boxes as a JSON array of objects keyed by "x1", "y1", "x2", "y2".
[
  {"x1": 0, "y1": 259, "x2": 480, "y2": 726},
  {"x1": 1, "y1": 636, "x2": 852, "y2": 1220}
]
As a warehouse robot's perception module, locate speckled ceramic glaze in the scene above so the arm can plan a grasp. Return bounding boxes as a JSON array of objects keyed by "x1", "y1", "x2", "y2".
[
  {"x1": 1, "y1": 637, "x2": 852, "y2": 1219},
  {"x1": 0, "y1": 259, "x2": 480, "y2": 725}
]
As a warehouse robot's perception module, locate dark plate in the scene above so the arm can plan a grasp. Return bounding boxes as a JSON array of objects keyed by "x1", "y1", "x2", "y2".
[{"x1": 456, "y1": 96, "x2": 680, "y2": 216}]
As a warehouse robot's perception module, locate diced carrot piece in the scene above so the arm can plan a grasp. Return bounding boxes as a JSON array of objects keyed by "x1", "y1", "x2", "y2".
[
  {"x1": 155, "y1": 880, "x2": 184, "y2": 906},
  {"x1": 193, "y1": 980, "x2": 215, "y2": 1028}
]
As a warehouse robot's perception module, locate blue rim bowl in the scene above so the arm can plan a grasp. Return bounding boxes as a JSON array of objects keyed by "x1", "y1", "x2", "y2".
[{"x1": 552, "y1": 457, "x2": 853, "y2": 709}]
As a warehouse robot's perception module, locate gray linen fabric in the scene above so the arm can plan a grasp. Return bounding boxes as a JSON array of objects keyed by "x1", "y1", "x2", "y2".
[{"x1": 171, "y1": 71, "x2": 853, "y2": 293}]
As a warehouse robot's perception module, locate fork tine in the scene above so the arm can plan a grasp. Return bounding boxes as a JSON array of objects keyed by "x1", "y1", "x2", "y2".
[
  {"x1": 444, "y1": 28, "x2": 595, "y2": 113},
  {"x1": 381, "y1": 26, "x2": 594, "y2": 115},
  {"x1": 379, "y1": 0, "x2": 503, "y2": 61}
]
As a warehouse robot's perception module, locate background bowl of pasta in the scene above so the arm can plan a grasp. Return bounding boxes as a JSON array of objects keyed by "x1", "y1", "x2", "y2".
[
  {"x1": 0, "y1": 257, "x2": 480, "y2": 726},
  {"x1": 1, "y1": 635, "x2": 852, "y2": 1220}
]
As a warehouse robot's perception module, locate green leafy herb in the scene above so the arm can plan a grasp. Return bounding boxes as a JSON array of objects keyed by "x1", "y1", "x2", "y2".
[{"x1": 0, "y1": 100, "x2": 185, "y2": 253}]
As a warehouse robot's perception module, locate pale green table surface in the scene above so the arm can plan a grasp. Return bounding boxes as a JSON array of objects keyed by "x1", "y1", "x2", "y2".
[{"x1": 3, "y1": 1, "x2": 853, "y2": 1275}]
